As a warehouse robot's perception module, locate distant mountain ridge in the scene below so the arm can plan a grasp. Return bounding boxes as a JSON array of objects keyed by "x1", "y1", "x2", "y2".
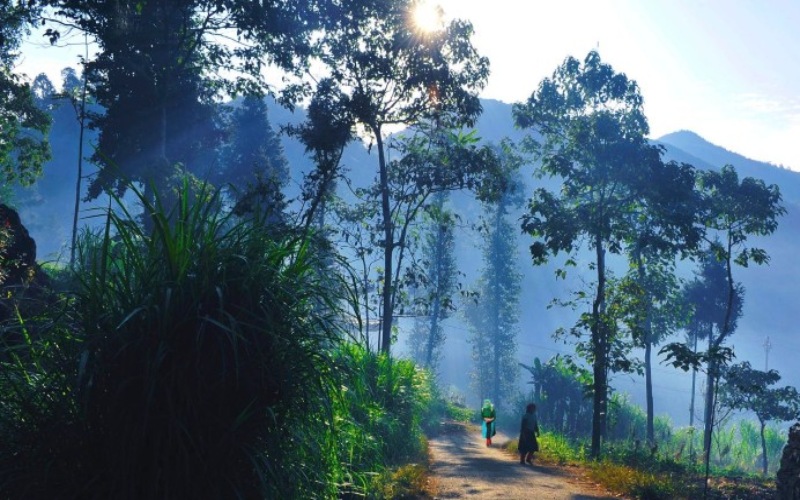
[
  {"x1": 16, "y1": 96, "x2": 800, "y2": 424},
  {"x1": 657, "y1": 130, "x2": 800, "y2": 205}
]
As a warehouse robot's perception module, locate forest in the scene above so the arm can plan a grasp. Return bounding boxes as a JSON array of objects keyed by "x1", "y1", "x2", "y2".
[{"x1": 2, "y1": 0, "x2": 799, "y2": 498}]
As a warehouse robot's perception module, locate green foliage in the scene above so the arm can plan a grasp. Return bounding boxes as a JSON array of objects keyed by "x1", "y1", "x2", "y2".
[
  {"x1": 307, "y1": 0, "x2": 491, "y2": 353},
  {"x1": 2, "y1": 182, "x2": 338, "y2": 497},
  {"x1": 47, "y1": 0, "x2": 317, "y2": 201},
  {"x1": 720, "y1": 362, "x2": 800, "y2": 474},
  {"x1": 444, "y1": 401, "x2": 476, "y2": 423},
  {"x1": 513, "y1": 50, "x2": 666, "y2": 458},
  {"x1": 331, "y1": 343, "x2": 431, "y2": 484},
  {"x1": 519, "y1": 356, "x2": 593, "y2": 438},
  {"x1": 1, "y1": 179, "x2": 442, "y2": 498},
  {"x1": 0, "y1": 2, "x2": 51, "y2": 187}
]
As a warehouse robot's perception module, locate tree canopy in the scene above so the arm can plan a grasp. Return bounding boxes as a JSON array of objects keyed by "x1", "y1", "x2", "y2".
[
  {"x1": 0, "y1": 1, "x2": 51, "y2": 188},
  {"x1": 513, "y1": 50, "x2": 661, "y2": 458}
]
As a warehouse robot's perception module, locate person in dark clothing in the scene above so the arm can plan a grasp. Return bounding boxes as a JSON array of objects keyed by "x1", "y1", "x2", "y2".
[{"x1": 518, "y1": 403, "x2": 540, "y2": 464}]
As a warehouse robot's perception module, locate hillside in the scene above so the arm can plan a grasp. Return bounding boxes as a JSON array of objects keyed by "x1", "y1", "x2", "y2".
[
  {"x1": 437, "y1": 101, "x2": 800, "y2": 425},
  {"x1": 13, "y1": 97, "x2": 800, "y2": 425}
]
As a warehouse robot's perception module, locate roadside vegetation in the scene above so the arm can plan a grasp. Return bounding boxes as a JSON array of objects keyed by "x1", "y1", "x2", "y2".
[
  {"x1": 493, "y1": 370, "x2": 784, "y2": 499},
  {"x1": 0, "y1": 185, "x2": 440, "y2": 499}
]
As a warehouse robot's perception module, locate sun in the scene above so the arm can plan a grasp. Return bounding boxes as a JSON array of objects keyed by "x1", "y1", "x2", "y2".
[{"x1": 412, "y1": 1, "x2": 444, "y2": 33}]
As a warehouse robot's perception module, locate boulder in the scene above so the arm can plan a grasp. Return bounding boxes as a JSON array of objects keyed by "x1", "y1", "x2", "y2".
[
  {"x1": 0, "y1": 203, "x2": 37, "y2": 287},
  {"x1": 0, "y1": 204, "x2": 51, "y2": 325},
  {"x1": 777, "y1": 422, "x2": 800, "y2": 499}
]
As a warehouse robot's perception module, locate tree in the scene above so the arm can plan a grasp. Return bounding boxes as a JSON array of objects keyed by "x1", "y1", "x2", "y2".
[
  {"x1": 616, "y1": 258, "x2": 688, "y2": 445},
  {"x1": 678, "y1": 250, "x2": 742, "y2": 457},
  {"x1": 220, "y1": 95, "x2": 289, "y2": 223},
  {"x1": 0, "y1": 1, "x2": 51, "y2": 188},
  {"x1": 407, "y1": 192, "x2": 458, "y2": 370},
  {"x1": 663, "y1": 164, "x2": 784, "y2": 490},
  {"x1": 43, "y1": 0, "x2": 317, "y2": 205},
  {"x1": 621, "y1": 157, "x2": 700, "y2": 446},
  {"x1": 310, "y1": 0, "x2": 490, "y2": 353},
  {"x1": 698, "y1": 165, "x2": 784, "y2": 481},
  {"x1": 288, "y1": 78, "x2": 355, "y2": 232},
  {"x1": 520, "y1": 356, "x2": 593, "y2": 438},
  {"x1": 720, "y1": 362, "x2": 800, "y2": 475},
  {"x1": 512, "y1": 50, "x2": 658, "y2": 458},
  {"x1": 466, "y1": 147, "x2": 523, "y2": 410}
]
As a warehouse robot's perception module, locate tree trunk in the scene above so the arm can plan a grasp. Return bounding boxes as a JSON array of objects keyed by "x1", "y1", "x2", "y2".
[
  {"x1": 70, "y1": 35, "x2": 89, "y2": 267},
  {"x1": 689, "y1": 331, "x2": 699, "y2": 457},
  {"x1": 760, "y1": 418, "x2": 768, "y2": 475},
  {"x1": 644, "y1": 335, "x2": 654, "y2": 444},
  {"x1": 425, "y1": 294, "x2": 441, "y2": 368},
  {"x1": 590, "y1": 235, "x2": 607, "y2": 458},
  {"x1": 375, "y1": 129, "x2": 394, "y2": 354},
  {"x1": 703, "y1": 330, "x2": 715, "y2": 462},
  {"x1": 635, "y1": 254, "x2": 655, "y2": 446},
  {"x1": 425, "y1": 220, "x2": 446, "y2": 368}
]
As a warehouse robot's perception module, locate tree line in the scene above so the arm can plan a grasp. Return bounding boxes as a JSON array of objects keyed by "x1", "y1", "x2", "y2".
[{"x1": 2, "y1": 0, "x2": 795, "y2": 489}]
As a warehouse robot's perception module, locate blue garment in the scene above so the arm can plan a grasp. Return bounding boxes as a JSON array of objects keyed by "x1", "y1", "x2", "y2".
[
  {"x1": 482, "y1": 419, "x2": 496, "y2": 438},
  {"x1": 481, "y1": 400, "x2": 496, "y2": 438}
]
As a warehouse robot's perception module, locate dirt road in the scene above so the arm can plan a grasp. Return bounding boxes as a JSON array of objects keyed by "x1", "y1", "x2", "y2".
[{"x1": 427, "y1": 423, "x2": 620, "y2": 500}]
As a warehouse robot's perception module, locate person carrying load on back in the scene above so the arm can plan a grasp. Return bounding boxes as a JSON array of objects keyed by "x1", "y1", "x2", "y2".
[{"x1": 481, "y1": 399, "x2": 496, "y2": 446}]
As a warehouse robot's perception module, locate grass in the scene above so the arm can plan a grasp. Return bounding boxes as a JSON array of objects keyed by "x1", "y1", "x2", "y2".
[
  {"x1": 499, "y1": 430, "x2": 780, "y2": 500},
  {"x1": 0, "y1": 180, "x2": 438, "y2": 499}
]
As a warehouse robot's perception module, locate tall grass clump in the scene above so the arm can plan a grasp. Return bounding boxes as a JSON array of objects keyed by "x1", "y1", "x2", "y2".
[
  {"x1": 1, "y1": 182, "x2": 345, "y2": 498},
  {"x1": 331, "y1": 343, "x2": 433, "y2": 495}
]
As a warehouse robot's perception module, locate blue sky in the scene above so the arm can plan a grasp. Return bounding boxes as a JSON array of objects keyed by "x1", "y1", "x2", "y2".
[
  {"x1": 436, "y1": 0, "x2": 800, "y2": 170},
  {"x1": 16, "y1": 0, "x2": 800, "y2": 170}
]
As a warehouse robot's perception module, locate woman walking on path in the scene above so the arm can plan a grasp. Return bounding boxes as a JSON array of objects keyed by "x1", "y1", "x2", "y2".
[
  {"x1": 519, "y1": 403, "x2": 540, "y2": 464},
  {"x1": 481, "y1": 399, "x2": 496, "y2": 446}
]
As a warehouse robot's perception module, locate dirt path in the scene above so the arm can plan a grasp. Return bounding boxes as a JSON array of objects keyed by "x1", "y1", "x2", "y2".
[{"x1": 427, "y1": 422, "x2": 621, "y2": 500}]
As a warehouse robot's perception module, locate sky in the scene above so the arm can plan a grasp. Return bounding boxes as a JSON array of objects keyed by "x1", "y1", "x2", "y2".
[
  {"x1": 16, "y1": 0, "x2": 800, "y2": 170},
  {"x1": 433, "y1": 0, "x2": 800, "y2": 170}
]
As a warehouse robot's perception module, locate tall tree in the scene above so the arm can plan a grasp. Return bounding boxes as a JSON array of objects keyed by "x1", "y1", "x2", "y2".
[
  {"x1": 310, "y1": 0, "x2": 490, "y2": 353},
  {"x1": 720, "y1": 362, "x2": 800, "y2": 475},
  {"x1": 0, "y1": 0, "x2": 51, "y2": 189},
  {"x1": 679, "y1": 250, "x2": 741, "y2": 457},
  {"x1": 43, "y1": 0, "x2": 317, "y2": 204},
  {"x1": 663, "y1": 164, "x2": 784, "y2": 490},
  {"x1": 466, "y1": 147, "x2": 523, "y2": 410},
  {"x1": 220, "y1": 95, "x2": 289, "y2": 222},
  {"x1": 622, "y1": 159, "x2": 701, "y2": 445},
  {"x1": 696, "y1": 165, "x2": 784, "y2": 480},
  {"x1": 616, "y1": 258, "x2": 687, "y2": 445},
  {"x1": 408, "y1": 191, "x2": 458, "y2": 370},
  {"x1": 288, "y1": 78, "x2": 354, "y2": 232},
  {"x1": 512, "y1": 50, "x2": 657, "y2": 458},
  {"x1": 368, "y1": 125, "x2": 500, "y2": 352}
]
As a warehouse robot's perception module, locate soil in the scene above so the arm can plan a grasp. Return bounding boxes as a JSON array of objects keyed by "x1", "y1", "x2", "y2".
[{"x1": 426, "y1": 422, "x2": 622, "y2": 500}]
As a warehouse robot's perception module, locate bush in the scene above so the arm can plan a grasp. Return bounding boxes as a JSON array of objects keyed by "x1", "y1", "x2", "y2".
[{"x1": 1, "y1": 184, "x2": 344, "y2": 498}]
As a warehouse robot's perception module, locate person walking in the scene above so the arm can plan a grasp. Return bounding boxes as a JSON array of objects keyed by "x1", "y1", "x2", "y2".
[
  {"x1": 481, "y1": 399, "x2": 496, "y2": 446},
  {"x1": 519, "y1": 403, "x2": 540, "y2": 464}
]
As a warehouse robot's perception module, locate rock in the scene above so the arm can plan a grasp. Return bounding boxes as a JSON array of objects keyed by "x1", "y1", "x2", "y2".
[
  {"x1": 0, "y1": 204, "x2": 51, "y2": 325},
  {"x1": 777, "y1": 422, "x2": 800, "y2": 499},
  {"x1": 0, "y1": 203, "x2": 38, "y2": 287}
]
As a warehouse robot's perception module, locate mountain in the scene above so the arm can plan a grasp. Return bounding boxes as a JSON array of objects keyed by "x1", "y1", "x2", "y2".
[
  {"x1": 658, "y1": 130, "x2": 800, "y2": 205},
  {"x1": 438, "y1": 101, "x2": 800, "y2": 423},
  {"x1": 12, "y1": 96, "x2": 800, "y2": 425}
]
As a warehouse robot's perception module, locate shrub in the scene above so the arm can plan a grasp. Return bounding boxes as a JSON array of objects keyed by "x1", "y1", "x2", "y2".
[{"x1": 1, "y1": 183, "x2": 344, "y2": 498}]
